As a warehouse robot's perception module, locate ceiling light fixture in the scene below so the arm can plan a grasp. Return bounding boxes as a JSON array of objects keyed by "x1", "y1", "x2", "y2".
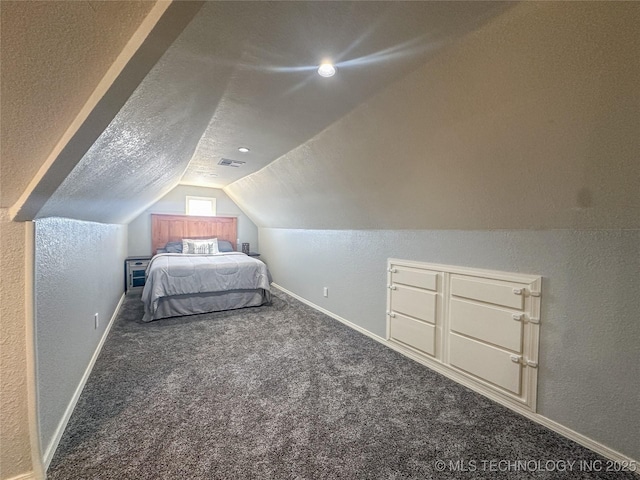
[
  {"x1": 317, "y1": 62, "x2": 336, "y2": 78},
  {"x1": 238, "y1": 147, "x2": 250, "y2": 153}
]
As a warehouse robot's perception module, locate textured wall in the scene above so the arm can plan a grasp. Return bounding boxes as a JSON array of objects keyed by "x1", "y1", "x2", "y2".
[
  {"x1": 259, "y1": 227, "x2": 640, "y2": 460},
  {"x1": 127, "y1": 185, "x2": 259, "y2": 257},
  {"x1": 35, "y1": 218, "x2": 127, "y2": 459},
  {"x1": 0, "y1": 0, "x2": 155, "y2": 208},
  {"x1": 226, "y1": 2, "x2": 640, "y2": 230},
  {"x1": 0, "y1": 211, "x2": 36, "y2": 479}
]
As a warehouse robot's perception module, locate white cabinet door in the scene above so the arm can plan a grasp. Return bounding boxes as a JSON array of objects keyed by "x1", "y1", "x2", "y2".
[
  {"x1": 391, "y1": 285, "x2": 437, "y2": 324},
  {"x1": 449, "y1": 298, "x2": 523, "y2": 353},
  {"x1": 389, "y1": 313, "x2": 436, "y2": 357},
  {"x1": 449, "y1": 333, "x2": 522, "y2": 395},
  {"x1": 391, "y1": 266, "x2": 438, "y2": 291},
  {"x1": 451, "y1": 276, "x2": 525, "y2": 310}
]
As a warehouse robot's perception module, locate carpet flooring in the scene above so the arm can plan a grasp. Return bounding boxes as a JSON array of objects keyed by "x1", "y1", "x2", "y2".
[{"x1": 47, "y1": 291, "x2": 635, "y2": 479}]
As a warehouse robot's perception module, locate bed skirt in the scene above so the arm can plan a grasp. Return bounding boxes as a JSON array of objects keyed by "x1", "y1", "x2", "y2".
[{"x1": 142, "y1": 288, "x2": 271, "y2": 322}]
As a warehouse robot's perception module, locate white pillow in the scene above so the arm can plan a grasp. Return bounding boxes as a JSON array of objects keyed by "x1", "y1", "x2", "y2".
[{"x1": 182, "y1": 238, "x2": 219, "y2": 254}]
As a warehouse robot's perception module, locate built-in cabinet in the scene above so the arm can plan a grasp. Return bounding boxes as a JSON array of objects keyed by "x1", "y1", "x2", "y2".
[{"x1": 387, "y1": 259, "x2": 541, "y2": 412}]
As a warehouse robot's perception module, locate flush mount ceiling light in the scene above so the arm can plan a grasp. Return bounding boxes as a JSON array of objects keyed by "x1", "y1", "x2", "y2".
[
  {"x1": 317, "y1": 62, "x2": 336, "y2": 78},
  {"x1": 238, "y1": 147, "x2": 250, "y2": 153}
]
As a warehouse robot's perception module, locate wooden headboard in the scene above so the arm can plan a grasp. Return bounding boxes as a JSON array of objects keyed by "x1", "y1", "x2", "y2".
[{"x1": 151, "y1": 214, "x2": 238, "y2": 254}]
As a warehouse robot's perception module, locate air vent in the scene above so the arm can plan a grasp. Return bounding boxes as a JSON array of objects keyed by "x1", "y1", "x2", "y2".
[{"x1": 218, "y1": 158, "x2": 246, "y2": 168}]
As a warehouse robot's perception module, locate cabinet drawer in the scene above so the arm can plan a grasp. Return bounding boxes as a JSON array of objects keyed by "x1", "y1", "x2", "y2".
[
  {"x1": 391, "y1": 266, "x2": 437, "y2": 291},
  {"x1": 389, "y1": 313, "x2": 435, "y2": 357},
  {"x1": 449, "y1": 298, "x2": 522, "y2": 352},
  {"x1": 451, "y1": 275, "x2": 524, "y2": 310},
  {"x1": 449, "y1": 333, "x2": 521, "y2": 395},
  {"x1": 129, "y1": 260, "x2": 149, "y2": 268},
  {"x1": 391, "y1": 285, "x2": 437, "y2": 323}
]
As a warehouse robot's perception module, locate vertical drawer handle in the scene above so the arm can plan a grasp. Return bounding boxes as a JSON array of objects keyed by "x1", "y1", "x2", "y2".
[
  {"x1": 512, "y1": 288, "x2": 523, "y2": 295},
  {"x1": 512, "y1": 314, "x2": 523, "y2": 322},
  {"x1": 510, "y1": 355, "x2": 522, "y2": 364}
]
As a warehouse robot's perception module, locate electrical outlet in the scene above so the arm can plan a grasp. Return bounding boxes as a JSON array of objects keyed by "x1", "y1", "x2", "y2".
[
  {"x1": 323, "y1": 287, "x2": 329, "y2": 298},
  {"x1": 94, "y1": 313, "x2": 99, "y2": 329}
]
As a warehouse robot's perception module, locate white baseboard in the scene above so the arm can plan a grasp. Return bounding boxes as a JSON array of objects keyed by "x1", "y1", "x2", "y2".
[
  {"x1": 271, "y1": 283, "x2": 639, "y2": 472},
  {"x1": 6, "y1": 472, "x2": 38, "y2": 480},
  {"x1": 42, "y1": 293, "x2": 125, "y2": 470}
]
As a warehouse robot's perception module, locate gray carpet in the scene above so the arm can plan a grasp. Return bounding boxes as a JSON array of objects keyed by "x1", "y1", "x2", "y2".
[{"x1": 47, "y1": 291, "x2": 634, "y2": 479}]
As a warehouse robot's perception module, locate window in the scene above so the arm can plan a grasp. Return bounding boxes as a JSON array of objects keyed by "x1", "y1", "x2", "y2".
[{"x1": 186, "y1": 196, "x2": 217, "y2": 216}]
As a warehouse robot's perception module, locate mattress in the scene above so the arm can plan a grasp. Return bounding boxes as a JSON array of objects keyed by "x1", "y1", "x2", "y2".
[{"x1": 141, "y1": 252, "x2": 271, "y2": 322}]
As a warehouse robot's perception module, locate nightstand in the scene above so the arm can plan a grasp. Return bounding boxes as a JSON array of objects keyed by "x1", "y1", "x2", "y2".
[{"x1": 125, "y1": 256, "x2": 151, "y2": 293}]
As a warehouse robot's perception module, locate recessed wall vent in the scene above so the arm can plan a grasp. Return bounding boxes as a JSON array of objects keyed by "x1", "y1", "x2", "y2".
[{"x1": 218, "y1": 158, "x2": 245, "y2": 168}]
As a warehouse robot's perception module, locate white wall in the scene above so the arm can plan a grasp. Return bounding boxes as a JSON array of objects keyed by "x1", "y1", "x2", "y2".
[
  {"x1": 35, "y1": 217, "x2": 127, "y2": 460},
  {"x1": 127, "y1": 185, "x2": 258, "y2": 257},
  {"x1": 260, "y1": 228, "x2": 640, "y2": 461}
]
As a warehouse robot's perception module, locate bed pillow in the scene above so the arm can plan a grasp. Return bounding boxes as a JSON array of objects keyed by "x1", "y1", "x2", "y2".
[
  {"x1": 182, "y1": 238, "x2": 219, "y2": 255},
  {"x1": 217, "y1": 240, "x2": 234, "y2": 252},
  {"x1": 164, "y1": 241, "x2": 183, "y2": 253}
]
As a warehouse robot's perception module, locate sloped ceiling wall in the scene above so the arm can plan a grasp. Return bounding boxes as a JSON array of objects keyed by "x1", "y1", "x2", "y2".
[
  {"x1": 5, "y1": 1, "x2": 205, "y2": 223},
  {"x1": 179, "y1": 1, "x2": 510, "y2": 189},
  {"x1": 4, "y1": 1, "x2": 512, "y2": 225},
  {"x1": 3, "y1": 2, "x2": 637, "y2": 228},
  {"x1": 0, "y1": 0, "x2": 155, "y2": 208},
  {"x1": 35, "y1": 4, "x2": 230, "y2": 224},
  {"x1": 225, "y1": 2, "x2": 640, "y2": 231}
]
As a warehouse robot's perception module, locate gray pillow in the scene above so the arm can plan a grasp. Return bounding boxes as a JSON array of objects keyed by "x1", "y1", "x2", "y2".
[
  {"x1": 165, "y1": 241, "x2": 183, "y2": 253},
  {"x1": 217, "y1": 240, "x2": 234, "y2": 252}
]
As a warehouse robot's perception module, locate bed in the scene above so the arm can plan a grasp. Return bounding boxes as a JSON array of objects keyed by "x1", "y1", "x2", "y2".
[{"x1": 141, "y1": 214, "x2": 271, "y2": 322}]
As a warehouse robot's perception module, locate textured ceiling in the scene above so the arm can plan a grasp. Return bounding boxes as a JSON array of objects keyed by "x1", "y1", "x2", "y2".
[
  {"x1": 226, "y1": 2, "x2": 640, "y2": 230},
  {"x1": 31, "y1": 1, "x2": 510, "y2": 223},
  {"x1": 179, "y1": 1, "x2": 511, "y2": 188},
  {"x1": 0, "y1": 0, "x2": 154, "y2": 208}
]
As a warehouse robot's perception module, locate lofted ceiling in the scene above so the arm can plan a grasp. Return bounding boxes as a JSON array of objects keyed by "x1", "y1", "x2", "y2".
[
  {"x1": 178, "y1": 1, "x2": 511, "y2": 188},
  {"x1": 22, "y1": 1, "x2": 511, "y2": 224}
]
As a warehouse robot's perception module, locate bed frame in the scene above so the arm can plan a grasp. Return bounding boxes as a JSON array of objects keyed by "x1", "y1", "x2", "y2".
[{"x1": 151, "y1": 214, "x2": 238, "y2": 255}]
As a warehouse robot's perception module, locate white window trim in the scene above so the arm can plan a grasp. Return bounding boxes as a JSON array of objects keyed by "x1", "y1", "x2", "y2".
[{"x1": 186, "y1": 196, "x2": 217, "y2": 216}]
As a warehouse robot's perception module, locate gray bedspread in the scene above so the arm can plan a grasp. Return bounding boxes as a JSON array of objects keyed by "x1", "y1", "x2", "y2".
[{"x1": 141, "y1": 252, "x2": 271, "y2": 321}]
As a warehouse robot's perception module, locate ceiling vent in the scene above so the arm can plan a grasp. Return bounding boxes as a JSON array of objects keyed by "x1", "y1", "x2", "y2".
[{"x1": 218, "y1": 158, "x2": 245, "y2": 168}]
